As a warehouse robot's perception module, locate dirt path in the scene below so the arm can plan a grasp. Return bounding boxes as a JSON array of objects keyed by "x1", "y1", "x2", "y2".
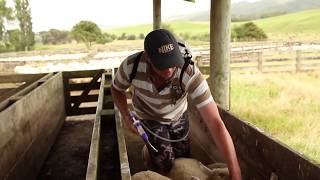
[{"x1": 37, "y1": 116, "x2": 94, "y2": 180}]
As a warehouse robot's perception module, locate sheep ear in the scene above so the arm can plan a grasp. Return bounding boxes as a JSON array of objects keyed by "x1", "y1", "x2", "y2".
[
  {"x1": 211, "y1": 168, "x2": 229, "y2": 177},
  {"x1": 199, "y1": 162, "x2": 213, "y2": 175},
  {"x1": 191, "y1": 176, "x2": 201, "y2": 180},
  {"x1": 207, "y1": 163, "x2": 227, "y2": 169}
]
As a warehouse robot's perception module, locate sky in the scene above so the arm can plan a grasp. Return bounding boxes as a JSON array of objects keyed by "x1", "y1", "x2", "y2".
[{"x1": 8, "y1": 0, "x2": 260, "y2": 32}]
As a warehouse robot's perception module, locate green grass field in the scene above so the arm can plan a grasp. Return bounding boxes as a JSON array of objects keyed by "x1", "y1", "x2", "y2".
[
  {"x1": 105, "y1": 9, "x2": 320, "y2": 42},
  {"x1": 230, "y1": 71, "x2": 320, "y2": 163},
  {"x1": 106, "y1": 21, "x2": 210, "y2": 36}
]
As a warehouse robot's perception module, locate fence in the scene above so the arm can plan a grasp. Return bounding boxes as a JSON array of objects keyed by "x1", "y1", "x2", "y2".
[{"x1": 196, "y1": 49, "x2": 320, "y2": 74}]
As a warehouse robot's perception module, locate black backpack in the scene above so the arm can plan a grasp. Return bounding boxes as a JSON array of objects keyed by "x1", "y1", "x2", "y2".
[{"x1": 129, "y1": 42, "x2": 194, "y2": 94}]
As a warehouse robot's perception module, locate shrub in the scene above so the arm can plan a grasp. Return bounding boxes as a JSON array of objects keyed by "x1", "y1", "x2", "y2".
[{"x1": 233, "y1": 22, "x2": 267, "y2": 41}]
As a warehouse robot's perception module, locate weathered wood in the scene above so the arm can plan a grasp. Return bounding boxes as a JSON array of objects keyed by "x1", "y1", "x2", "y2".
[
  {"x1": 219, "y1": 108, "x2": 320, "y2": 180},
  {"x1": 68, "y1": 107, "x2": 97, "y2": 116},
  {"x1": 62, "y1": 72, "x2": 72, "y2": 115},
  {"x1": 70, "y1": 94, "x2": 99, "y2": 103},
  {"x1": 0, "y1": 88, "x2": 14, "y2": 94},
  {"x1": 86, "y1": 73, "x2": 106, "y2": 180},
  {"x1": 0, "y1": 73, "x2": 65, "y2": 180},
  {"x1": 71, "y1": 70, "x2": 103, "y2": 110},
  {"x1": 68, "y1": 82, "x2": 100, "y2": 91},
  {"x1": 0, "y1": 73, "x2": 45, "y2": 83},
  {"x1": 258, "y1": 51, "x2": 263, "y2": 72},
  {"x1": 115, "y1": 109, "x2": 131, "y2": 180},
  {"x1": 0, "y1": 74, "x2": 48, "y2": 103},
  {"x1": 63, "y1": 69, "x2": 105, "y2": 79},
  {"x1": 0, "y1": 73, "x2": 55, "y2": 112},
  {"x1": 153, "y1": 0, "x2": 161, "y2": 29},
  {"x1": 296, "y1": 50, "x2": 302, "y2": 72},
  {"x1": 210, "y1": 0, "x2": 231, "y2": 109}
]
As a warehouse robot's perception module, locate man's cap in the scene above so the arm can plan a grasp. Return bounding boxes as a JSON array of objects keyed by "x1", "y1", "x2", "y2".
[{"x1": 144, "y1": 29, "x2": 184, "y2": 70}]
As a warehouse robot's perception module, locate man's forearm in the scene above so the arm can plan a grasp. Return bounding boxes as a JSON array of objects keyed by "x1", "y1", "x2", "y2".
[
  {"x1": 111, "y1": 85, "x2": 130, "y2": 119},
  {"x1": 199, "y1": 101, "x2": 242, "y2": 180}
]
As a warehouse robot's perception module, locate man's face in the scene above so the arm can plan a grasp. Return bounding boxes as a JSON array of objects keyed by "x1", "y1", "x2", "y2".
[
  {"x1": 151, "y1": 64, "x2": 176, "y2": 80},
  {"x1": 146, "y1": 54, "x2": 176, "y2": 80}
]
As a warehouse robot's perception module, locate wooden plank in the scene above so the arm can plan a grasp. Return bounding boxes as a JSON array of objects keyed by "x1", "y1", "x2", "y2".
[
  {"x1": 68, "y1": 107, "x2": 97, "y2": 116},
  {"x1": 0, "y1": 73, "x2": 55, "y2": 112},
  {"x1": 71, "y1": 70, "x2": 104, "y2": 110},
  {"x1": 0, "y1": 88, "x2": 14, "y2": 94},
  {"x1": 0, "y1": 73, "x2": 65, "y2": 179},
  {"x1": 219, "y1": 108, "x2": 320, "y2": 180},
  {"x1": 63, "y1": 72, "x2": 72, "y2": 115},
  {"x1": 0, "y1": 73, "x2": 46, "y2": 83},
  {"x1": 68, "y1": 82, "x2": 100, "y2": 91},
  {"x1": 86, "y1": 73, "x2": 106, "y2": 180},
  {"x1": 70, "y1": 95, "x2": 99, "y2": 103},
  {"x1": 63, "y1": 69, "x2": 106, "y2": 79},
  {"x1": 115, "y1": 109, "x2": 131, "y2": 179}
]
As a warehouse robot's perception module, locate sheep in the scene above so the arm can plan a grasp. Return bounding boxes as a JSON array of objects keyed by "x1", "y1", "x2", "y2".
[
  {"x1": 167, "y1": 158, "x2": 229, "y2": 180},
  {"x1": 131, "y1": 170, "x2": 171, "y2": 180},
  {"x1": 132, "y1": 158, "x2": 229, "y2": 180}
]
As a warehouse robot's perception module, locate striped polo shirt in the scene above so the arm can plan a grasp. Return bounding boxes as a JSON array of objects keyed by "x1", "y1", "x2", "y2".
[{"x1": 112, "y1": 51, "x2": 213, "y2": 123}]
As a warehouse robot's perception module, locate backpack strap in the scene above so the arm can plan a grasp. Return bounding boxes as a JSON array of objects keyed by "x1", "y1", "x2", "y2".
[
  {"x1": 129, "y1": 51, "x2": 144, "y2": 83},
  {"x1": 179, "y1": 46, "x2": 194, "y2": 93}
]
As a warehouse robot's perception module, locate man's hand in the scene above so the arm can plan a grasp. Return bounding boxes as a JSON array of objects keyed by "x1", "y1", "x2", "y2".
[{"x1": 123, "y1": 114, "x2": 138, "y2": 135}]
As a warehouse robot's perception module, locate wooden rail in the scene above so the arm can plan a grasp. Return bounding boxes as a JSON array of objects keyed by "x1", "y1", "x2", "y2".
[
  {"x1": 62, "y1": 69, "x2": 107, "y2": 116},
  {"x1": 219, "y1": 108, "x2": 320, "y2": 179},
  {"x1": 86, "y1": 73, "x2": 130, "y2": 180},
  {"x1": 0, "y1": 73, "x2": 47, "y2": 103},
  {"x1": 196, "y1": 49, "x2": 320, "y2": 74}
]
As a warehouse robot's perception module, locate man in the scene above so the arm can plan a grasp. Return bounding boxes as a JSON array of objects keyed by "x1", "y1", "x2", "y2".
[{"x1": 111, "y1": 29, "x2": 241, "y2": 180}]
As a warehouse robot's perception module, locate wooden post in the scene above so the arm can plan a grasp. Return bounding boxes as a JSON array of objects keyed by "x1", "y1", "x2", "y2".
[
  {"x1": 210, "y1": 0, "x2": 231, "y2": 110},
  {"x1": 258, "y1": 51, "x2": 263, "y2": 72},
  {"x1": 296, "y1": 50, "x2": 302, "y2": 72},
  {"x1": 153, "y1": 0, "x2": 161, "y2": 30}
]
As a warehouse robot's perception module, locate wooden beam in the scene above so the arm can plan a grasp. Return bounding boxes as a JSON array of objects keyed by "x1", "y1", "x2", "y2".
[
  {"x1": 70, "y1": 95, "x2": 99, "y2": 103},
  {"x1": 153, "y1": 0, "x2": 161, "y2": 29},
  {"x1": 0, "y1": 88, "x2": 15, "y2": 94},
  {"x1": 68, "y1": 82, "x2": 100, "y2": 91},
  {"x1": 0, "y1": 73, "x2": 46, "y2": 83},
  {"x1": 0, "y1": 73, "x2": 55, "y2": 112},
  {"x1": 63, "y1": 69, "x2": 106, "y2": 79},
  {"x1": 210, "y1": 0, "x2": 231, "y2": 110},
  {"x1": 68, "y1": 107, "x2": 97, "y2": 116},
  {"x1": 86, "y1": 73, "x2": 106, "y2": 180},
  {"x1": 219, "y1": 108, "x2": 320, "y2": 179},
  {"x1": 71, "y1": 70, "x2": 103, "y2": 110}
]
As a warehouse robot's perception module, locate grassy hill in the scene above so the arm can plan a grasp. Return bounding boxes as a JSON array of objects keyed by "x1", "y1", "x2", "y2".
[
  {"x1": 105, "y1": 21, "x2": 209, "y2": 36},
  {"x1": 250, "y1": 9, "x2": 320, "y2": 34},
  {"x1": 105, "y1": 9, "x2": 320, "y2": 41},
  {"x1": 169, "y1": 0, "x2": 320, "y2": 22}
]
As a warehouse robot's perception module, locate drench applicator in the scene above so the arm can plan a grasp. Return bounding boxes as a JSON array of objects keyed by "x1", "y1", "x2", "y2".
[{"x1": 130, "y1": 112, "x2": 158, "y2": 153}]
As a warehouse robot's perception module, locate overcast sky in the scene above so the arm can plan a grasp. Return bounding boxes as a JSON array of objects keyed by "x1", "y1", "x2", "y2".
[{"x1": 8, "y1": 0, "x2": 260, "y2": 32}]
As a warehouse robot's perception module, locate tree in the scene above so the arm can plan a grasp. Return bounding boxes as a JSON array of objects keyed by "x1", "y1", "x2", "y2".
[
  {"x1": 234, "y1": 22, "x2": 267, "y2": 41},
  {"x1": 15, "y1": 0, "x2": 35, "y2": 51},
  {"x1": 71, "y1": 20, "x2": 102, "y2": 48},
  {"x1": 7, "y1": 29, "x2": 21, "y2": 50},
  {"x1": 0, "y1": 0, "x2": 14, "y2": 41},
  {"x1": 40, "y1": 29, "x2": 71, "y2": 45}
]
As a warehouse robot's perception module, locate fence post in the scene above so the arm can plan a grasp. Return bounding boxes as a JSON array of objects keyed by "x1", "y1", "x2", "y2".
[
  {"x1": 196, "y1": 56, "x2": 203, "y2": 67},
  {"x1": 296, "y1": 50, "x2": 302, "y2": 72},
  {"x1": 258, "y1": 51, "x2": 263, "y2": 72}
]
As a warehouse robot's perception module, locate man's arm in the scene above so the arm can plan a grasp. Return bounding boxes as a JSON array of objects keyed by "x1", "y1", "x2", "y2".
[
  {"x1": 197, "y1": 101, "x2": 242, "y2": 180},
  {"x1": 111, "y1": 85, "x2": 137, "y2": 134}
]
